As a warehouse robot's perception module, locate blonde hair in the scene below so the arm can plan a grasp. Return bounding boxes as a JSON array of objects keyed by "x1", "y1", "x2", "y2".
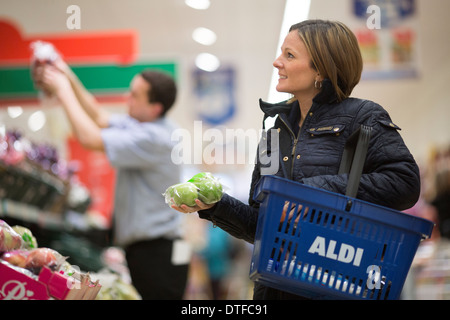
[{"x1": 289, "y1": 20, "x2": 363, "y2": 102}]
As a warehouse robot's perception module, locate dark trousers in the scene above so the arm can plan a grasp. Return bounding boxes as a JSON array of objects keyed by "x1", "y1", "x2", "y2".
[{"x1": 125, "y1": 238, "x2": 189, "y2": 300}]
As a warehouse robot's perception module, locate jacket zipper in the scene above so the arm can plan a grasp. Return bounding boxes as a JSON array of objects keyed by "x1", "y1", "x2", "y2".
[{"x1": 279, "y1": 116, "x2": 301, "y2": 179}]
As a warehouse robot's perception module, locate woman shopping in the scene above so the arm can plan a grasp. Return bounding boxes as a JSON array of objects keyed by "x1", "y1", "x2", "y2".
[{"x1": 171, "y1": 19, "x2": 421, "y2": 299}]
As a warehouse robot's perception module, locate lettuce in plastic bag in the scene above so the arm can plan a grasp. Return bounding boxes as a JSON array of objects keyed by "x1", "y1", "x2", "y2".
[
  {"x1": 164, "y1": 182, "x2": 198, "y2": 207},
  {"x1": 164, "y1": 172, "x2": 223, "y2": 207},
  {"x1": 188, "y1": 172, "x2": 223, "y2": 204}
]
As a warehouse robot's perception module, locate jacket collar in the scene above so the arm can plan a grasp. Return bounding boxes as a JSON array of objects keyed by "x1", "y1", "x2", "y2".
[{"x1": 259, "y1": 79, "x2": 338, "y2": 117}]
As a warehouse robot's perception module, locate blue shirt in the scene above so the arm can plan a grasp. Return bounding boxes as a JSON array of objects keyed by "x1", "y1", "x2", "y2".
[{"x1": 101, "y1": 114, "x2": 183, "y2": 247}]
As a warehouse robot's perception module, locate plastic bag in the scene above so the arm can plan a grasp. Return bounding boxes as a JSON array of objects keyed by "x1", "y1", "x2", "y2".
[
  {"x1": 1, "y1": 247, "x2": 67, "y2": 275},
  {"x1": 1, "y1": 249, "x2": 29, "y2": 268},
  {"x1": 188, "y1": 172, "x2": 223, "y2": 204},
  {"x1": 24, "y1": 247, "x2": 65, "y2": 274},
  {"x1": 30, "y1": 41, "x2": 60, "y2": 62},
  {"x1": 12, "y1": 226, "x2": 38, "y2": 249},
  {"x1": 0, "y1": 220, "x2": 24, "y2": 252},
  {"x1": 164, "y1": 172, "x2": 223, "y2": 207},
  {"x1": 30, "y1": 40, "x2": 61, "y2": 104}
]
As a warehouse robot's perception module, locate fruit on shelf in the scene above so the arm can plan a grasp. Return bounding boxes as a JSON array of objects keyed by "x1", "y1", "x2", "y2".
[{"x1": 0, "y1": 220, "x2": 24, "y2": 252}]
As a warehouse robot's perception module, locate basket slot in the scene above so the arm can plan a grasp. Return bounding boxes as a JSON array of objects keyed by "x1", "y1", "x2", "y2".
[
  {"x1": 281, "y1": 260, "x2": 397, "y2": 300},
  {"x1": 321, "y1": 212, "x2": 335, "y2": 228},
  {"x1": 267, "y1": 238, "x2": 300, "y2": 273},
  {"x1": 278, "y1": 200, "x2": 311, "y2": 237},
  {"x1": 362, "y1": 276, "x2": 392, "y2": 300},
  {"x1": 342, "y1": 276, "x2": 351, "y2": 292},
  {"x1": 380, "y1": 244, "x2": 387, "y2": 262},
  {"x1": 320, "y1": 271, "x2": 367, "y2": 297},
  {"x1": 384, "y1": 280, "x2": 392, "y2": 299},
  {"x1": 336, "y1": 216, "x2": 345, "y2": 230},
  {"x1": 280, "y1": 241, "x2": 299, "y2": 275},
  {"x1": 378, "y1": 229, "x2": 400, "y2": 264},
  {"x1": 369, "y1": 225, "x2": 379, "y2": 241}
]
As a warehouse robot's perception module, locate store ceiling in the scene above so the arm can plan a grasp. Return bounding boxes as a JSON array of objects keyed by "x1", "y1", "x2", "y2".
[
  {"x1": 81, "y1": 0, "x2": 287, "y2": 66},
  {"x1": 0, "y1": 0, "x2": 286, "y2": 66},
  {"x1": 0, "y1": 0, "x2": 287, "y2": 141}
]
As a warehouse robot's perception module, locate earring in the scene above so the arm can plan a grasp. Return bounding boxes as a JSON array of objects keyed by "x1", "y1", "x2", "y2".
[{"x1": 314, "y1": 80, "x2": 322, "y2": 89}]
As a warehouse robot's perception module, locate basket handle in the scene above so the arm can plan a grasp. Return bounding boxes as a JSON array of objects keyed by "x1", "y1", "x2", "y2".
[{"x1": 338, "y1": 125, "x2": 372, "y2": 199}]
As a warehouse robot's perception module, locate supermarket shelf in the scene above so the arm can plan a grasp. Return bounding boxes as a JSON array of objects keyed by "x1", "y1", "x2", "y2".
[{"x1": 0, "y1": 198, "x2": 65, "y2": 229}]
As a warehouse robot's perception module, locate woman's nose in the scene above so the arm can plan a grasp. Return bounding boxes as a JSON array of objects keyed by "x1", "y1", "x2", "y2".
[{"x1": 273, "y1": 56, "x2": 282, "y2": 69}]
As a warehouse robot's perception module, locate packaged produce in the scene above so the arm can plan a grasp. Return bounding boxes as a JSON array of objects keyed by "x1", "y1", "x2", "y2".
[
  {"x1": 0, "y1": 219, "x2": 24, "y2": 252},
  {"x1": 30, "y1": 40, "x2": 60, "y2": 88},
  {"x1": 165, "y1": 182, "x2": 198, "y2": 207},
  {"x1": 30, "y1": 40, "x2": 60, "y2": 63},
  {"x1": 188, "y1": 172, "x2": 223, "y2": 204},
  {"x1": 0, "y1": 219, "x2": 101, "y2": 300},
  {"x1": 1, "y1": 249, "x2": 29, "y2": 268},
  {"x1": 163, "y1": 172, "x2": 223, "y2": 207},
  {"x1": 24, "y1": 247, "x2": 65, "y2": 274},
  {"x1": 1, "y1": 222, "x2": 64, "y2": 275},
  {"x1": 92, "y1": 270, "x2": 141, "y2": 300},
  {"x1": 0, "y1": 260, "x2": 101, "y2": 300},
  {"x1": 12, "y1": 225, "x2": 38, "y2": 249},
  {"x1": 1, "y1": 247, "x2": 66, "y2": 274}
]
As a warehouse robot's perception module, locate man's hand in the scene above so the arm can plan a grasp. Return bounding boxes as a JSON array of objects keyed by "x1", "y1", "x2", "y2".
[
  {"x1": 51, "y1": 58, "x2": 72, "y2": 76},
  {"x1": 41, "y1": 65, "x2": 72, "y2": 98}
]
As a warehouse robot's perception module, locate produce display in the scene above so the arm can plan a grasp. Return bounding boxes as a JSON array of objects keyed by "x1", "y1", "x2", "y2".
[
  {"x1": 11, "y1": 226, "x2": 37, "y2": 249},
  {"x1": 0, "y1": 219, "x2": 101, "y2": 300},
  {"x1": 92, "y1": 271, "x2": 141, "y2": 300},
  {"x1": 0, "y1": 129, "x2": 91, "y2": 213},
  {"x1": 164, "y1": 172, "x2": 223, "y2": 207},
  {"x1": 0, "y1": 220, "x2": 24, "y2": 252}
]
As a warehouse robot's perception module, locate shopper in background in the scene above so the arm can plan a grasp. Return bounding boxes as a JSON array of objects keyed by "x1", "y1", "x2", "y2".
[
  {"x1": 432, "y1": 166, "x2": 450, "y2": 239},
  {"x1": 36, "y1": 59, "x2": 190, "y2": 300},
  {"x1": 199, "y1": 224, "x2": 233, "y2": 300},
  {"x1": 171, "y1": 19, "x2": 421, "y2": 299}
]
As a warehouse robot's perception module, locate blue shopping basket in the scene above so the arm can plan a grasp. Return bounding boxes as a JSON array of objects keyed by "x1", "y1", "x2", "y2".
[{"x1": 249, "y1": 126, "x2": 434, "y2": 300}]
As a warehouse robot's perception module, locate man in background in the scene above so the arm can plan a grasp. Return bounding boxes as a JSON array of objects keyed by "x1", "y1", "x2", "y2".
[{"x1": 35, "y1": 58, "x2": 190, "y2": 300}]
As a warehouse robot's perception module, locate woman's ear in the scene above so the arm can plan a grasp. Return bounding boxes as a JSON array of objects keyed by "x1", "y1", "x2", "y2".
[{"x1": 316, "y1": 73, "x2": 324, "y2": 82}]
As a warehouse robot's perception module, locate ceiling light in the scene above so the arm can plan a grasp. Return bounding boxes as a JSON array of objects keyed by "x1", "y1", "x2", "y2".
[
  {"x1": 185, "y1": 0, "x2": 210, "y2": 10},
  {"x1": 28, "y1": 110, "x2": 46, "y2": 132},
  {"x1": 7, "y1": 106, "x2": 23, "y2": 119},
  {"x1": 195, "y1": 53, "x2": 220, "y2": 72},
  {"x1": 192, "y1": 27, "x2": 217, "y2": 46}
]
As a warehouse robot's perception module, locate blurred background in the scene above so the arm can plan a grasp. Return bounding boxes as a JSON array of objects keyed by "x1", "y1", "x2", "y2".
[{"x1": 0, "y1": 0, "x2": 449, "y2": 300}]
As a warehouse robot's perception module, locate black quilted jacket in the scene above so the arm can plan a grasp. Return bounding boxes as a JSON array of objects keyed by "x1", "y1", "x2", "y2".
[{"x1": 198, "y1": 80, "x2": 420, "y2": 245}]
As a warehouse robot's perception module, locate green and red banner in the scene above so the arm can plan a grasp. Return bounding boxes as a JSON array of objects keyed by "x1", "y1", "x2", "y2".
[{"x1": 0, "y1": 19, "x2": 177, "y2": 106}]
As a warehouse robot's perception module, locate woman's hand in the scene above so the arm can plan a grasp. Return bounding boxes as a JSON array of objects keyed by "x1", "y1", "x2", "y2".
[{"x1": 171, "y1": 199, "x2": 216, "y2": 214}]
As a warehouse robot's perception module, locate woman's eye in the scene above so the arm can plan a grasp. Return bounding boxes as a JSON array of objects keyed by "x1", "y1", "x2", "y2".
[{"x1": 287, "y1": 53, "x2": 294, "y2": 58}]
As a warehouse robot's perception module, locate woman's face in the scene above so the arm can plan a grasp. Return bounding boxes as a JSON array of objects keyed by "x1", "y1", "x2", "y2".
[{"x1": 273, "y1": 31, "x2": 321, "y2": 99}]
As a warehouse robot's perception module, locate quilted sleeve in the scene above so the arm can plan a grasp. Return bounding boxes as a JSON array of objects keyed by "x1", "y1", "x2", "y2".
[{"x1": 303, "y1": 101, "x2": 420, "y2": 211}]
